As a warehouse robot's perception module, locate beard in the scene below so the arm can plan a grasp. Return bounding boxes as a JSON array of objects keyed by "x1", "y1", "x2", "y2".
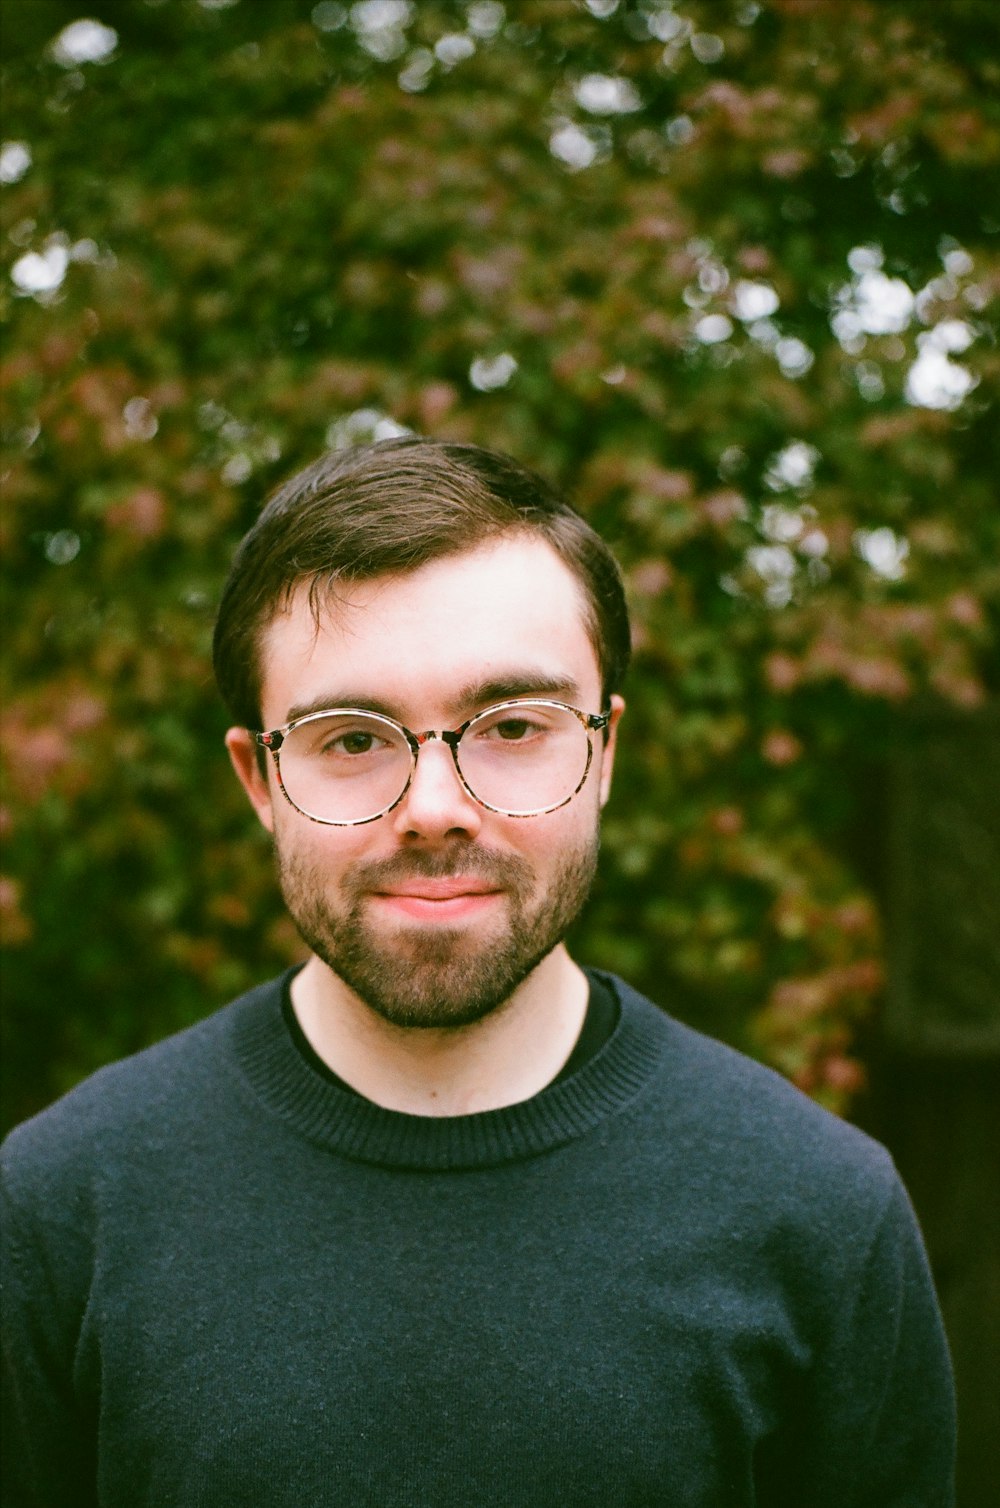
[{"x1": 274, "y1": 830, "x2": 599, "y2": 1031}]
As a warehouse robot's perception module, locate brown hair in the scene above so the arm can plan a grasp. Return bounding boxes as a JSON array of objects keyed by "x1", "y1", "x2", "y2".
[{"x1": 212, "y1": 437, "x2": 630, "y2": 730}]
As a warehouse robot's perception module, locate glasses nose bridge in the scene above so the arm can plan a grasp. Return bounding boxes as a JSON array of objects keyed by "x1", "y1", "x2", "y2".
[
  {"x1": 399, "y1": 724, "x2": 478, "y2": 817},
  {"x1": 407, "y1": 725, "x2": 467, "y2": 784},
  {"x1": 412, "y1": 726, "x2": 464, "y2": 756}
]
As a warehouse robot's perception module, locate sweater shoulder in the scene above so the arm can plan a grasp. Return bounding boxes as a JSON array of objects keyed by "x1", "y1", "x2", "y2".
[
  {"x1": 1, "y1": 975, "x2": 283, "y2": 1200},
  {"x1": 609, "y1": 975, "x2": 899, "y2": 1211}
]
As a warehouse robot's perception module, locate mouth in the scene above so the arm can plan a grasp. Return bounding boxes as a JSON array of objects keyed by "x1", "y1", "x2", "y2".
[{"x1": 370, "y1": 877, "x2": 504, "y2": 923}]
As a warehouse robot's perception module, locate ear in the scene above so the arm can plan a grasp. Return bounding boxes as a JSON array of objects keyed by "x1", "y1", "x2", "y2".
[
  {"x1": 225, "y1": 727, "x2": 276, "y2": 833},
  {"x1": 598, "y1": 694, "x2": 625, "y2": 809}
]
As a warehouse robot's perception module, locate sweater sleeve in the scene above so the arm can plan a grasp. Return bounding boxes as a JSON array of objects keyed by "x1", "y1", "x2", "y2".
[
  {"x1": 771, "y1": 1166, "x2": 956, "y2": 1508},
  {"x1": 1, "y1": 1165, "x2": 99, "y2": 1508}
]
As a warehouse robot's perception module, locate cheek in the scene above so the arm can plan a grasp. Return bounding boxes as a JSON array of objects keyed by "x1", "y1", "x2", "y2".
[
  {"x1": 514, "y1": 800, "x2": 598, "y2": 865},
  {"x1": 272, "y1": 811, "x2": 365, "y2": 875}
]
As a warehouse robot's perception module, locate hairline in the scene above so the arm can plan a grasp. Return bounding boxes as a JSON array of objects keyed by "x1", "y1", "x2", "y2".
[
  {"x1": 213, "y1": 439, "x2": 630, "y2": 736},
  {"x1": 253, "y1": 528, "x2": 606, "y2": 731}
]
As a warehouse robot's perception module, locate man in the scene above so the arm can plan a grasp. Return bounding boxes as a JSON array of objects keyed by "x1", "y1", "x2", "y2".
[{"x1": 2, "y1": 439, "x2": 955, "y2": 1505}]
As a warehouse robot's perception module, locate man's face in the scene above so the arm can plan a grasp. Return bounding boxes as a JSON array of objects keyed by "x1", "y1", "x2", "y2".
[{"x1": 226, "y1": 534, "x2": 623, "y2": 1031}]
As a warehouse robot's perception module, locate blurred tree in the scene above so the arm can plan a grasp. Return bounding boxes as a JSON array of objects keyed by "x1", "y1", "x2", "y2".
[{"x1": 1, "y1": 0, "x2": 998, "y2": 1132}]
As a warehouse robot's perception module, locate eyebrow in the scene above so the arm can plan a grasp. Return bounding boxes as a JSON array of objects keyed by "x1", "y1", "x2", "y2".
[
  {"x1": 451, "y1": 670, "x2": 583, "y2": 712},
  {"x1": 281, "y1": 670, "x2": 584, "y2": 729}
]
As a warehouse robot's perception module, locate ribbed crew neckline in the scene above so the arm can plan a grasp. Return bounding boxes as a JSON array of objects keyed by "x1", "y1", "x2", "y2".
[{"x1": 228, "y1": 970, "x2": 666, "y2": 1171}]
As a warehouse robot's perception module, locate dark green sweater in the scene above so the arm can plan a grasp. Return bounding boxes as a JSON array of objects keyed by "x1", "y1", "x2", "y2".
[{"x1": 2, "y1": 972, "x2": 955, "y2": 1506}]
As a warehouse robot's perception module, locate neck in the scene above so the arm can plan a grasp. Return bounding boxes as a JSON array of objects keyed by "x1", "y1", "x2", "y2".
[{"x1": 289, "y1": 946, "x2": 589, "y2": 1116}]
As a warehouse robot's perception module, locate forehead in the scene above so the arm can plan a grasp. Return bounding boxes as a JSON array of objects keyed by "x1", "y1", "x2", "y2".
[{"x1": 257, "y1": 535, "x2": 600, "y2": 727}]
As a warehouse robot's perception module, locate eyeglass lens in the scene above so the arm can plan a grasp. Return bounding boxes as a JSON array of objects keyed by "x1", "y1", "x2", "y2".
[{"x1": 275, "y1": 703, "x2": 594, "y2": 823}]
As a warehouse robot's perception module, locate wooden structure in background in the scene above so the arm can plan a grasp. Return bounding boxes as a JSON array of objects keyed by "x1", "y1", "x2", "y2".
[{"x1": 863, "y1": 708, "x2": 999, "y2": 1508}]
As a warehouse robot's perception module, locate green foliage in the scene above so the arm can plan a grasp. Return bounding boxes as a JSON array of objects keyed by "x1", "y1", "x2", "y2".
[{"x1": 2, "y1": 0, "x2": 998, "y2": 1129}]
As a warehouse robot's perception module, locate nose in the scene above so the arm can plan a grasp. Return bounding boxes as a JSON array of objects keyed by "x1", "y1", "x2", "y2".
[{"x1": 390, "y1": 737, "x2": 484, "y2": 842}]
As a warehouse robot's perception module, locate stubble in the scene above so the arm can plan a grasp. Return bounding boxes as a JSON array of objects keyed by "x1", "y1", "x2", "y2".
[{"x1": 275, "y1": 833, "x2": 599, "y2": 1030}]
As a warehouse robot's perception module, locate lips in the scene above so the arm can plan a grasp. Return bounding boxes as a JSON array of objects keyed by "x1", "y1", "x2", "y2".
[
  {"x1": 375, "y1": 877, "x2": 502, "y2": 902},
  {"x1": 370, "y1": 876, "x2": 504, "y2": 923}
]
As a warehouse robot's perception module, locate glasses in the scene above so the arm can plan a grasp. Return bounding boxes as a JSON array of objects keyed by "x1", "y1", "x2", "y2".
[{"x1": 255, "y1": 698, "x2": 611, "y2": 826}]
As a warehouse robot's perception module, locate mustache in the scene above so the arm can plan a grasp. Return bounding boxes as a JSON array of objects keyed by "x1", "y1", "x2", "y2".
[{"x1": 346, "y1": 843, "x2": 532, "y2": 891}]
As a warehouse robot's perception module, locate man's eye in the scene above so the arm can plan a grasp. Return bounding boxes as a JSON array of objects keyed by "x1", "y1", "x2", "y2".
[
  {"x1": 325, "y1": 731, "x2": 379, "y2": 755},
  {"x1": 478, "y1": 717, "x2": 552, "y2": 744},
  {"x1": 345, "y1": 732, "x2": 375, "y2": 754},
  {"x1": 307, "y1": 728, "x2": 383, "y2": 758},
  {"x1": 494, "y1": 719, "x2": 533, "y2": 741}
]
